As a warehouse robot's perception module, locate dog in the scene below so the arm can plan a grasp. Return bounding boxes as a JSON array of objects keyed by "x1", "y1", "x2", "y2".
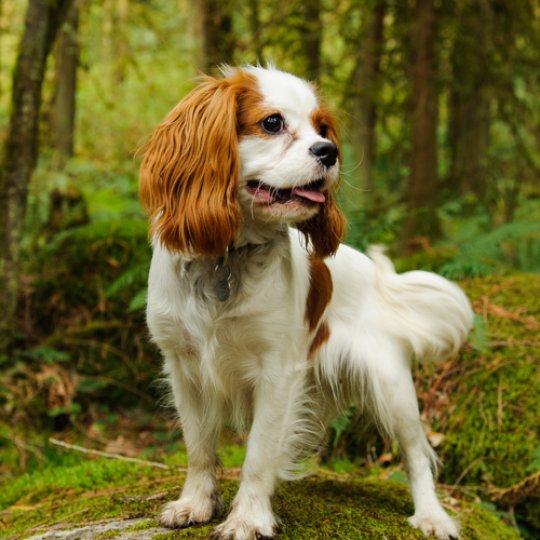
[{"x1": 139, "y1": 65, "x2": 473, "y2": 540}]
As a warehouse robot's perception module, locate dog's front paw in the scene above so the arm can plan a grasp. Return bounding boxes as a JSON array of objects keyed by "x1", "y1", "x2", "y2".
[
  {"x1": 212, "y1": 510, "x2": 280, "y2": 540},
  {"x1": 160, "y1": 492, "x2": 221, "y2": 529},
  {"x1": 408, "y1": 508, "x2": 459, "y2": 540}
]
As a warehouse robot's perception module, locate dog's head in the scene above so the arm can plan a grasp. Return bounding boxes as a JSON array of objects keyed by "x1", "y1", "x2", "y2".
[{"x1": 139, "y1": 66, "x2": 345, "y2": 258}]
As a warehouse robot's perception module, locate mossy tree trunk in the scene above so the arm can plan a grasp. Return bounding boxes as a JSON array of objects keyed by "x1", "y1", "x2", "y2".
[
  {"x1": 0, "y1": 0, "x2": 74, "y2": 360},
  {"x1": 52, "y1": 1, "x2": 79, "y2": 168}
]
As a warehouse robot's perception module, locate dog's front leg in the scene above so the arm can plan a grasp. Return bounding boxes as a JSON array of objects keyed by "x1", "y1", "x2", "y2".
[
  {"x1": 213, "y1": 359, "x2": 305, "y2": 540},
  {"x1": 160, "y1": 354, "x2": 223, "y2": 528}
]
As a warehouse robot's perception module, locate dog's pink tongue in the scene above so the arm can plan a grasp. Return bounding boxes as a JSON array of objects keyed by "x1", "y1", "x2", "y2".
[{"x1": 292, "y1": 188, "x2": 325, "y2": 203}]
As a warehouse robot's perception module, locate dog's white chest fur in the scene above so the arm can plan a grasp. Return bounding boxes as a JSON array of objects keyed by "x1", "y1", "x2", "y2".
[{"x1": 147, "y1": 232, "x2": 313, "y2": 410}]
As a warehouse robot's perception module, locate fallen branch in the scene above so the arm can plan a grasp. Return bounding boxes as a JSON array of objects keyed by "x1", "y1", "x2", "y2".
[
  {"x1": 49, "y1": 437, "x2": 172, "y2": 470},
  {"x1": 489, "y1": 470, "x2": 540, "y2": 507}
]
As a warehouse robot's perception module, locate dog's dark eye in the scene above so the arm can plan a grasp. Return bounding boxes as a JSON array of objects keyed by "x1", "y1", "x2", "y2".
[
  {"x1": 261, "y1": 114, "x2": 284, "y2": 134},
  {"x1": 319, "y1": 124, "x2": 328, "y2": 139}
]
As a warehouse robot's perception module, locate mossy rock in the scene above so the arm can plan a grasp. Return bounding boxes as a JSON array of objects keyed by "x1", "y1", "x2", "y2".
[
  {"x1": 443, "y1": 274, "x2": 539, "y2": 484},
  {"x1": 435, "y1": 275, "x2": 540, "y2": 532},
  {"x1": 0, "y1": 459, "x2": 520, "y2": 540}
]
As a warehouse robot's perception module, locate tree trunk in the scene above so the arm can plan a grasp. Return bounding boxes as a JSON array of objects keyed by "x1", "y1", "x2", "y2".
[
  {"x1": 52, "y1": 2, "x2": 79, "y2": 167},
  {"x1": 301, "y1": 0, "x2": 322, "y2": 82},
  {"x1": 0, "y1": 0, "x2": 74, "y2": 359},
  {"x1": 0, "y1": 0, "x2": 3, "y2": 101},
  {"x1": 403, "y1": 0, "x2": 439, "y2": 247},
  {"x1": 447, "y1": 0, "x2": 492, "y2": 200},
  {"x1": 348, "y1": 0, "x2": 386, "y2": 196},
  {"x1": 113, "y1": 0, "x2": 129, "y2": 83},
  {"x1": 248, "y1": 0, "x2": 263, "y2": 62},
  {"x1": 192, "y1": 0, "x2": 235, "y2": 73}
]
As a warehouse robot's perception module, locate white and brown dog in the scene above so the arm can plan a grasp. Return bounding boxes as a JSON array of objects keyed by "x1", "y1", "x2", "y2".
[{"x1": 139, "y1": 66, "x2": 472, "y2": 540}]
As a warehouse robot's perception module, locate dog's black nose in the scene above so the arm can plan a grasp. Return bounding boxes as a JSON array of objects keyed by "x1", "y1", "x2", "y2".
[{"x1": 309, "y1": 141, "x2": 338, "y2": 168}]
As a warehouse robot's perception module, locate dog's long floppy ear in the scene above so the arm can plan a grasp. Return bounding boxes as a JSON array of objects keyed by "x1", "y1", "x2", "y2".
[
  {"x1": 298, "y1": 107, "x2": 346, "y2": 259},
  {"x1": 139, "y1": 76, "x2": 242, "y2": 256}
]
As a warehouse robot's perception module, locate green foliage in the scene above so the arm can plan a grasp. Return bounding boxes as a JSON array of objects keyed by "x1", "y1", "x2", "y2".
[
  {"x1": 0, "y1": 174, "x2": 157, "y2": 429},
  {"x1": 469, "y1": 315, "x2": 488, "y2": 353},
  {"x1": 330, "y1": 408, "x2": 354, "y2": 448},
  {"x1": 440, "y1": 220, "x2": 540, "y2": 279},
  {"x1": 106, "y1": 262, "x2": 149, "y2": 312},
  {"x1": 24, "y1": 345, "x2": 71, "y2": 365}
]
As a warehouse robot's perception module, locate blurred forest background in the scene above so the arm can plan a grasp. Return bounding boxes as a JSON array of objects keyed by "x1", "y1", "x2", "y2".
[{"x1": 0, "y1": 0, "x2": 539, "y2": 538}]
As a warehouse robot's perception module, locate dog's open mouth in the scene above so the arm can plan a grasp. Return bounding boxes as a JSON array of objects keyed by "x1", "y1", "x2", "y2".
[{"x1": 246, "y1": 179, "x2": 326, "y2": 205}]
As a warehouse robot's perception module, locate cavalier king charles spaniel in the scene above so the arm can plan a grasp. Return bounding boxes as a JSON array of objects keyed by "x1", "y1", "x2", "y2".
[{"x1": 139, "y1": 66, "x2": 472, "y2": 540}]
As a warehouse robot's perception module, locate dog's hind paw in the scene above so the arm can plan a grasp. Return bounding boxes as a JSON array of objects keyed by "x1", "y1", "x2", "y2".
[
  {"x1": 408, "y1": 509, "x2": 459, "y2": 540},
  {"x1": 211, "y1": 512, "x2": 280, "y2": 540}
]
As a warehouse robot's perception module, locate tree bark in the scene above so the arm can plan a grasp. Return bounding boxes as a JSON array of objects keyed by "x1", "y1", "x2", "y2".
[
  {"x1": 0, "y1": 0, "x2": 74, "y2": 359},
  {"x1": 0, "y1": 0, "x2": 3, "y2": 101},
  {"x1": 348, "y1": 0, "x2": 386, "y2": 196},
  {"x1": 113, "y1": 0, "x2": 129, "y2": 83},
  {"x1": 447, "y1": 0, "x2": 492, "y2": 200},
  {"x1": 192, "y1": 0, "x2": 235, "y2": 73},
  {"x1": 52, "y1": 2, "x2": 79, "y2": 167},
  {"x1": 248, "y1": 0, "x2": 263, "y2": 62},
  {"x1": 301, "y1": 0, "x2": 322, "y2": 82},
  {"x1": 403, "y1": 0, "x2": 439, "y2": 247}
]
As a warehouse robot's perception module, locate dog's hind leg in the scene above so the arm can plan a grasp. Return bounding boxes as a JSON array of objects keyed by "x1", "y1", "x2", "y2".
[{"x1": 364, "y1": 343, "x2": 459, "y2": 540}]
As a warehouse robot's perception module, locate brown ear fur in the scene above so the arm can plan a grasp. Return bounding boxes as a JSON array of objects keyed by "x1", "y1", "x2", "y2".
[
  {"x1": 297, "y1": 199, "x2": 346, "y2": 259},
  {"x1": 139, "y1": 76, "x2": 244, "y2": 256},
  {"x1": 298, "y1": 107, "x2": 346, "y2": 258}
]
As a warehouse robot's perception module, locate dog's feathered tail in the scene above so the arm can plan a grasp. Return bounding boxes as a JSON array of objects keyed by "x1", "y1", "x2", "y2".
[{"x1": 369, "y1": 246, "x2": 474, "y2": 361}]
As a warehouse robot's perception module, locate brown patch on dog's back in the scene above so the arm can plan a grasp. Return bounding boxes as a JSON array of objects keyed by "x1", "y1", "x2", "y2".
[
  {"x1": 308, "y1": 321, "x2": 330, "y2": 358},
  {"x1": 305, "y1": 256, "x2": 333, "y2": 332},
  {"x1": 306, "y1": 257, "x2": 333, "y2": 358}
]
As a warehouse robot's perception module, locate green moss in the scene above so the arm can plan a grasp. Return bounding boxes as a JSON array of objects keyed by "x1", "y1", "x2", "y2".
[
  {"x1": 0, "y1": 457, "x2": 520, "y2": 540},
  {"x1": 437, "y1": 276, "x2": 539, "y2": 519},
  {"x1": 459, "y1": 502, "x2": 520, "y2": 540},
  {"x1": 0, "y1": 457, "x2": 168, "y2": 510},
  {"x1": 411, "y1": 274, "x2": 540, "y2": 537},
  {"x1": 0, "y1": 459, "x2": 175, "y2": 538},
  {"x1": 275, "y1": 478, "x2": 422, "y2": 540},
  {"x1": 125, "y1": 519, "x2": 160, "y2": 532}
]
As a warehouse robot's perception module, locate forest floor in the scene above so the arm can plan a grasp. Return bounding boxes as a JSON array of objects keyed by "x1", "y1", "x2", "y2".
[
  {"x1": 1, "y1": 274, "x2": 538, "y2": 540},
  {"x1": 0, "y1": 456, "x2": 521, "y2": 540}
]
